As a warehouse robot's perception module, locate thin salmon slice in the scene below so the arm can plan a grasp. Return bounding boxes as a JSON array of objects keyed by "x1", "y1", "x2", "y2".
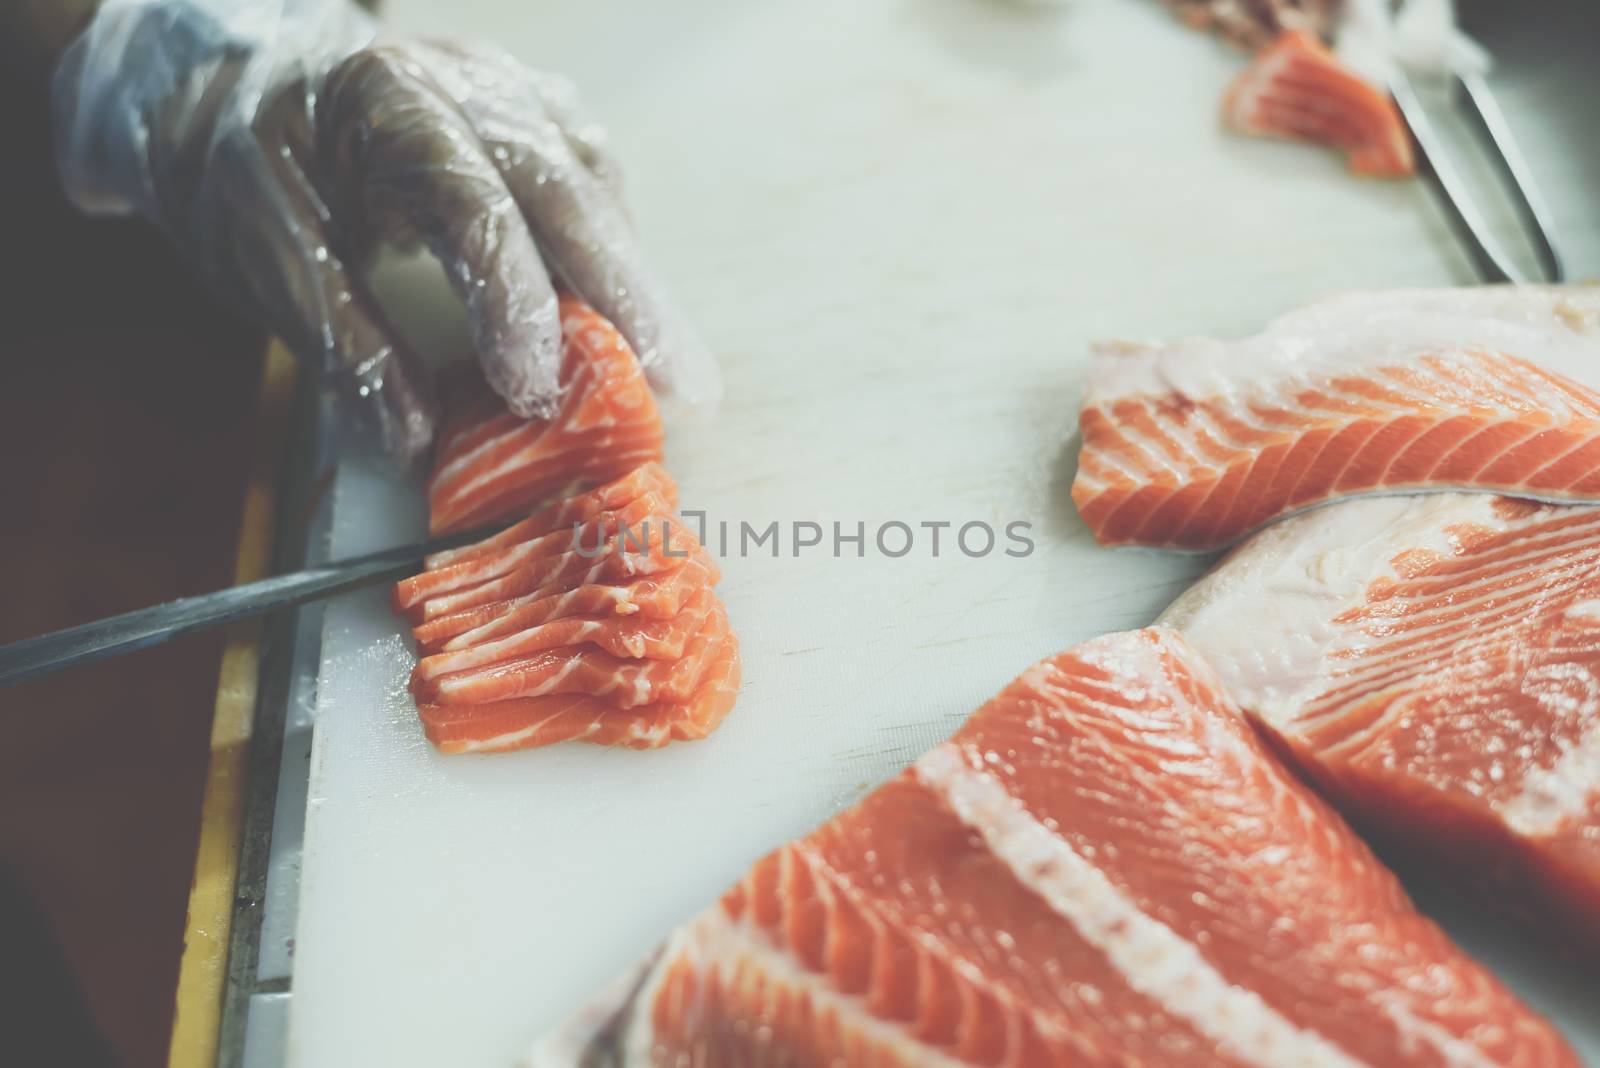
[
  {"x1": 409, "y1": 513, "x2": 701, "y2": 624},
  {"x1": 1223, "y1": 30, "x2": 1414, "y2": 177},
  {"x1": 418, "y1": 632, "x2": 740, "y2": 754},
  {"x1": 393, "y1": 488, "x2": 677, "y2": 615},
  {"x1": 1073, "y1": 285, "x2": 1600, "y2": 550},
  {"x1": 424, "y1": 462, "x2": 676, "y2": 570},
  {"x1": 413, "y1": 587, "x2": 718, "y2": 689},
  {"x1": 530, "y1": 629, "x2": 1577, "y2": 1066},
  {"x1": 426, "y1": 296, "x2": 665, "y2": 534},
  {"x1": 413, "y1": 601, "x2": 731, "y2": 708},
  {"x1": 1164, "y1": 492, "x2": 1600, "y2": 954},
  {"x1": 411, "y1": 548, "x2": 721, "y2": 653}
]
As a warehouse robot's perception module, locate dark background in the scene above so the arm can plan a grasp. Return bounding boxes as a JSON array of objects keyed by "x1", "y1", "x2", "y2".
[{"x1": 0, "y1": 53, "x2": 263, "y2": 1068}]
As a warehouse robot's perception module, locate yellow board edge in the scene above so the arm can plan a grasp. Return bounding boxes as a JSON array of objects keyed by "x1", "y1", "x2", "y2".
[{"x1": 169, "y1": 341, "x2": 298, "y2": 1068}]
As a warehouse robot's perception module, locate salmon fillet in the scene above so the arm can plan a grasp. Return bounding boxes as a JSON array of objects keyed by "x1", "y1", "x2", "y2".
[
  {"x1": 1073, "y1": 285, "x2": 1600, "y2": 550},
  {"x1": 1224, "y1": 30, "x2": 1414, "y2": 177},
  {"x1": 410, "y1": 549, "x2": 721, "y2": 654},
  {"x1": 530, "y1": 629, "x2": 1577, "y2": 1066},
  {"x1": 427, "y1": 296, "x2": 666, "y2": 534},
  {"x1": 1163, "y1": 492, "x2": 1600, "y2": 954},
  {"x1": 418, "y1": 632, "x2": 741, "y2": 754}
]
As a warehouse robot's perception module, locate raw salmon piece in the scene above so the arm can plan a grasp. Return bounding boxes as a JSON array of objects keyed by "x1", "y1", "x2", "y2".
[
  {"x1": 393, "y1": 488, "x2": 676, "y2": 615},
  {"x1": 1073, "y1": 285, "x2": 1600, "y2": 550},
  {"x1": 412, "y1": 601, "x2": 731, "y2": 709},
  {"x1": 410, "y1": 549, "x2": 721, "y2": 653},
  {"x1": 410, "y1": 513, "x2": 701, "y2": 625},
  {"x1": 418, "y1": 632, "x2": 741, "y2": 754},
  {"x1": 426, "y1": 297, "x2": 665, "y2": 534},
  {"x1": 412, "y1": 587, "x2": 718, "y2": 690},
  {"x1": 1163, "y1": 492, "x2": 1600, "y2": 953},
  {"x1": 531, "y1": 629, "x2": 1577, "y2": 1066},
  {"x1": 423, "y1": 462, "x2": 677, "y2": 570},
  {"x1": 1224, "y1": 30, "x2": 1414, "y2": 177},
  {"x1": 1162, "y1": 0, "x2": 1339, "y2": 50}
]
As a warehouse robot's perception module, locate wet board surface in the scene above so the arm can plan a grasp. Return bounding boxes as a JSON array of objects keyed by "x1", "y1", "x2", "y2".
[{"x1": 286, "y1": 1, "x2": 1600, "y2": 1064}]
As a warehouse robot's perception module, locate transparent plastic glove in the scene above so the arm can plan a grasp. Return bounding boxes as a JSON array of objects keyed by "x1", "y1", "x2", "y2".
[
  {"x1": 54, "y1": 0, "x2": 719, "y2": 464},
  {"x1": 1337, "y1": 0, "x2": 1489, "y2": 86}
]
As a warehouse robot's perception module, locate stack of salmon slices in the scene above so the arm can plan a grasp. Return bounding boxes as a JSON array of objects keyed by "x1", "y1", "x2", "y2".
[{"x1": 393, "y1": 298, "x2": 739, "y2": 754}]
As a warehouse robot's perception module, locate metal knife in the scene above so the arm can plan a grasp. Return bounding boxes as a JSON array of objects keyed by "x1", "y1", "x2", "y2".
[{"x1": 0, "y1": 526, "x2": 496, "y2": 687}]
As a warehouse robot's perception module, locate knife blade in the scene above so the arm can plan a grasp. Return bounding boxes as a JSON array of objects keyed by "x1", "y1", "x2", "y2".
[{"x1": 0, "y1": 525, "x2": 498, "y2": 687}]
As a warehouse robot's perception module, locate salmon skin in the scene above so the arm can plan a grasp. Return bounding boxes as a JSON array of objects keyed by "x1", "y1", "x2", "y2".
[
  {"x1": 1224, "y1": 30, "x2": 1414, "y2": 177},
  {"x1": 528, "y1": 629, "x2": 1577, "y2": 1066},
  {"x1": 426, "y1": 297, "x2": 666, "y2": 535},
  {"x1": 1163, "y1": 492, "x2": 1600, "y2": 955},
  {"x1": 1073, "y1": 285, "x2": 1600, "y2": 551}
]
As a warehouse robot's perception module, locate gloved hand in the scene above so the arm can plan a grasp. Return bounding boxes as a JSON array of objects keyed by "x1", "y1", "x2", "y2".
[{"x1": 53, "y1": 0, "x2": 718, "y2": 463}]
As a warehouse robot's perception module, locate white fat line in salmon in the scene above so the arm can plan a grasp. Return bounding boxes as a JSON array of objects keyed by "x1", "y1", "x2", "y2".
[
  {"x1": 912, "y1": 743, "x2": 1372, "y2": 1068},
  {"x1": 1375, "y1": 997, "x2": 1508, "y2": 1068},
  {"x1": 612, "y1": 904, "x2": 981, "y2": 1068},
  {"x1": 452, "y1": 701, "x2": 602, "y2": 753}
]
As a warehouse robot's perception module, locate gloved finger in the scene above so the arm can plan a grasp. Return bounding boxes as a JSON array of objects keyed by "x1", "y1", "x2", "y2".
[
  {"x1": 209, "y1": 98, "x2": 436, "y2": 462},
  {"x1": 320, "y1": 47, "x2": 565, "y2": 420},
  {"x1": 476, "y1": 106, "x2": 721, "y2": 409},
  {"x1": 531, "y1": 72, "x2": 624, "y2": 197},
  {"x1": 420, "y1": 41, "x2": 624, "y2": 197}
]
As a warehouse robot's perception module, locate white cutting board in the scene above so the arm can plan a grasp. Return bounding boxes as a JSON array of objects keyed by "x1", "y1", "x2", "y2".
[{"x1": 288, "y1": 1, "x2": 1600, "y2": 1064}]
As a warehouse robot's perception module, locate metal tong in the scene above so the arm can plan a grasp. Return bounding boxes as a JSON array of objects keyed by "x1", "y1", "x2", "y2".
[
  {"x1": 1391, "y1": 66, "x2": 1566, "y2": 284},
  {"x1": 0, "y1": 524, "x2": 497, "y2": 687}
]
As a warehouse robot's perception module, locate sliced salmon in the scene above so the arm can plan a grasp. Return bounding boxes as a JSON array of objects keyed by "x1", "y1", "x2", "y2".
[
  {"x1": 413, "y1": 601, "x2": 731, "y2": 709},
  {"x1": 412, "y1": 586, "x2": 718, "y2": 692},
  {"x1": 1164, "y1": 492, "x2": 1600, "y2": 953},
  {"x1": 531, "y1": 629, "x2": 1577, "y2": 1066},
  {"x1": 418, "y1": 632, "x2": 741, "y2": 754},
  {"x1": 426, "y1": 296, "x2": 665, "y2": 534},
  {"x1": 409, "y1": 512, "x2": 701, "y2": 625},
  {"x1": 410, "y1": 548, "x2": 721, "y2": 653},
  {"x1": 393, "y1": 488, "x2": 677, "y2": 615},
  {"x1": 1224, "y1": 29, "x2": 1414, "y2": 177},
  {"x1": 397, "y1": 302, "x2": 737, "y2": 755},
  {"x1": 423, "y1": 462, "x2": 676, "y2": 570},
  {"x1": 1073, "y1": 285, "x2": 1600, "y2": 550}
]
